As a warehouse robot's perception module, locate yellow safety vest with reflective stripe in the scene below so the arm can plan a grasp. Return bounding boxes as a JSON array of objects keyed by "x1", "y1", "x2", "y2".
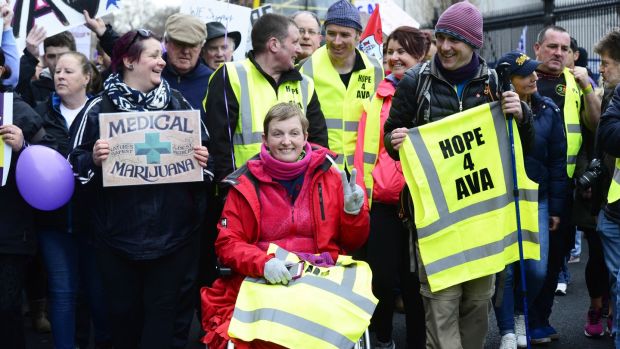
[
  {"x1": 228, "y1": 244, "x2": 377, "y2": 349},
  {"x1": 359, "y1": 95, "x2": 383, "y2": 206},
  {"x1": 225, "y1": 59, "x2": 314, "y2": 168},
  {"x1": 608, "y1": 159, "x2": 620, "y2": 204},
  {"x1": 563, "y1": 68, "x2": 583, "y2": 178},
  {"x1": 399, "y1": 101, "x2": 539, "y2": 292},
  {"x1": 300, "y1": 46, "x2": 383, "y2": 170}
]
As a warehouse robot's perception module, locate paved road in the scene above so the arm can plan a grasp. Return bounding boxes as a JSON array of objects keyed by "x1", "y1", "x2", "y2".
[{"x1": 25, "y1": 241, "x2": 615, "y2": 348}]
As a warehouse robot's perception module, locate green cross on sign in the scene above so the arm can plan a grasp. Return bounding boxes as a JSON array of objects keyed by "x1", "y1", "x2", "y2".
[{"x1": 135, "y1": 133, "x2": 171, "y2": 164}]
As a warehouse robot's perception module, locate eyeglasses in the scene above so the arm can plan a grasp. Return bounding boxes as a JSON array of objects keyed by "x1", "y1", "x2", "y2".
[
  {"x1": 128, "y1": 28, "x2": 153, "y2": 48},
  {"x1": 298, "y1": 28, "x2": 319, "y2": 36}
]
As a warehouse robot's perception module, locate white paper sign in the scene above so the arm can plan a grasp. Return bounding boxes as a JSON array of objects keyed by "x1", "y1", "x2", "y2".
[
  {"x1": 0, "y1": 92, "x2": 13, "y2": 186},
  {"x1": 354, "y1": 0, "x2": 420, "y2": 35},
  {"x1": 11, "y1": 0, "x2": 121, "y2": 52},
  {"x1": 181, "y1": 0, "x2": 251, "y2": 62}
]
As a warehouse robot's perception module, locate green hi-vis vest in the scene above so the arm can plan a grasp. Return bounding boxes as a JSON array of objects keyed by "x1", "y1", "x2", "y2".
[
  {"x1": 228, "y1": 244, "x2": 377, "y2": 349},
  {"x1": 399, "y1": 101, "x2": 540, "y2": 292},
  {"x1": 359, "y1": 94, "x2": 383, "y2": 207},
  {"x1": 563, "y1": 67, "x2": 583, "y2": 178},
  {"x1": 608, "y1": 159, "x2": 620, "y2": 204},
  {"x1": 301, "y1": 46, "x2": 383, "y2": 170},
  {"x1": 226, "y1": 59, "x2": 313, "y2": 168}
]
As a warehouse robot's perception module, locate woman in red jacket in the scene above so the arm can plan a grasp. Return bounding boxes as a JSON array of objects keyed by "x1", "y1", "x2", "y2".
[
  {"x1": 201, "y1": 102, "x2": 370, "y2": 349},
  {"x1": 353, "y1": 26, "x2": 430, "y2": 349}
]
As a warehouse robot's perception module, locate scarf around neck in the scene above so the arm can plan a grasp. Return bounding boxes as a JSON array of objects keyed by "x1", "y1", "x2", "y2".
[
  {"x1": 104, "y1": 73, "x2": 171, "y2": 112},
  {"x1": 260, "y1": 143, "x2": 313, "y2": 180},
  {"x1": 435, "y1": 52, "x2": 481, "y2": 85}
]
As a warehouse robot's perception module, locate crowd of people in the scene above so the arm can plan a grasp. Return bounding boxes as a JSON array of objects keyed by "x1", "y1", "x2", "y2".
[{"x1": 1, "y1": 0, "x2": 620, "y2": 348}]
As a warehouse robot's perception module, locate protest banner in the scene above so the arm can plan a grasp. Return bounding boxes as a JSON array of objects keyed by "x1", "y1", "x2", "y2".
[
  {"x1": 99, "y1": 110, "x2": 203, "y2": 187},
  {"x1": 358, "y1": 3, "x2": 382, "y2": 62},
  {"x1": 11, "y1": 0, "x2": 120, "y2": 52},
  {"x1": 181, "y1": 0, "x2": 251, "y2": 61},
  {"x1": 0, "y1": 92, "x2": 12, "y2": 186},
  {"x1": 354, "y1": 0, "x2": 419, "y2": 35}
]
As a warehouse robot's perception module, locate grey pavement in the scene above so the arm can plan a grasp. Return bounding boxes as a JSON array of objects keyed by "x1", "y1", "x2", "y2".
[{"x1": 25, "y1": 240, "x2": 615, "y2": 349}]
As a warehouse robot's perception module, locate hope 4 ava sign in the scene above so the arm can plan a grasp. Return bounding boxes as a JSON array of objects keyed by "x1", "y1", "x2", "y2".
[{"x1": 99, "y1": 110, "x2": 203, "y2": 187}]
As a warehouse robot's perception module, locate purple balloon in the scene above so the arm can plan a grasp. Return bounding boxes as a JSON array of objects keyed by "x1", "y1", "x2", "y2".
[{"x1": 16, "y1": 145, "x2": 75, "y2": 211}]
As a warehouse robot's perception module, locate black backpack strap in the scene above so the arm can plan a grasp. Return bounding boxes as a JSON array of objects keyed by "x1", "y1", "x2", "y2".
[{"x1": 414, "y1": 62, "x2": 432, "y2": 126}]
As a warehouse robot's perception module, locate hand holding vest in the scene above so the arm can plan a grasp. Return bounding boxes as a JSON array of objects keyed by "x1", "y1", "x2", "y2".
[
  {"x1": 342, "y1": 168, "x2": 364, "y2": 215},
  {"x1": 264, "y1": 258, "x2": 292, "y2": 285}
]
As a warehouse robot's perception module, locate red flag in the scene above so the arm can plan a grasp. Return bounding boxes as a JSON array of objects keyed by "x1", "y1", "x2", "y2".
[{"x1": 358, "y1": 4, "x2": 383, "y2": 61}]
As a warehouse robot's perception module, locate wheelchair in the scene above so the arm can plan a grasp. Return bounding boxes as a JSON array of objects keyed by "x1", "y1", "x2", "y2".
[{"x1": 214, "y1": 262, "x2": 373, "y2": 349}]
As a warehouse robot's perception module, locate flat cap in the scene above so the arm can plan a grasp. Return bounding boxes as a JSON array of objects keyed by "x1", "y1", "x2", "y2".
[{"x1": 165, "y1": 13, "x2": 207, "y2": 46}]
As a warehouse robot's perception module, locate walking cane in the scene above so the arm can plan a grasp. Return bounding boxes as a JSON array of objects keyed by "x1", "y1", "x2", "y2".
[{"x1": 497, "y1": 62, "x2": 531, "y2": 349}]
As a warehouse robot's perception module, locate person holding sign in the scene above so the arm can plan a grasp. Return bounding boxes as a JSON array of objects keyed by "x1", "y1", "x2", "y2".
[
  {"x1": 201, "y1": 102, "x2": 369, "y2": 349},
  {"x1": 384, "y1": 2, "x2": 535, "y2": 348},
  {"x1": 0, "y1": 46, "x2": 46, "y2": 349},
  {"x1": 69, "y1": 29, "x2": 210, "y2": 349},
  {"x1": 354, "y1": 26, "x2": 430, "y2": 349},
  {"x1": 491, "y1": 51, "x2": 568, "y2": 349}
]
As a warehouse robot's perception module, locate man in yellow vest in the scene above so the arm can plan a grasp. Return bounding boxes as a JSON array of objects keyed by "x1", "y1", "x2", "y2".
[
  {"x1": 300, "y1": 0, "x2": 383, "y2": 172},
  {"x1": 526, "y1": 25, "x2": 601, "y2": 344},
  {"x1": 204, "y1": 13, "x2": 328, "y2": 183},
  {"x1": 384, "y1": 2, "x2": 534, "y2": 348}
]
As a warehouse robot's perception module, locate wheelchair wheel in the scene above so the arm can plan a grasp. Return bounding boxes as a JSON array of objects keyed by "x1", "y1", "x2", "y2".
[{"x1": 353, "y1": 329, "x2": 372, "y2": 349}]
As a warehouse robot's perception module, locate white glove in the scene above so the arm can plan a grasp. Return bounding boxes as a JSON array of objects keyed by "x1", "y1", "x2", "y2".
[
  {"x1": 264, "y1": 258, "x2": 292, "y2": 285},
  {"x1": 342, "y1": 168, "x2": 364, "y2": 215}
]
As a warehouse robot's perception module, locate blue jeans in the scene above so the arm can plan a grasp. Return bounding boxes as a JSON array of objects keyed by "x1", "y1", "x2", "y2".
[
  {"x1": 38, "y1": 229, "x2": 78, "y2": 349},
  {"x1": 597, "y1": 211, "x2": 620, "y2": 348},
  {"x1": 39, "y1": 230, "x2": 110, "y2": 349},
  {"x1": 494, "y1": 199, "x2": 550, "y2": 334}
]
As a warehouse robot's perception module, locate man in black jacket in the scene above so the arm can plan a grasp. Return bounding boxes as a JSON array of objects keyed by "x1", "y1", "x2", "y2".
[{"x1": 383, "y1": 2, "x2": 533, "y2": 348}]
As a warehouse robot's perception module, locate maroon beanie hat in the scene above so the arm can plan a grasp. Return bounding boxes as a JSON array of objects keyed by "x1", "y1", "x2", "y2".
[{"x1": 435, "y1": 1, "x2": 483, "y2": 49}]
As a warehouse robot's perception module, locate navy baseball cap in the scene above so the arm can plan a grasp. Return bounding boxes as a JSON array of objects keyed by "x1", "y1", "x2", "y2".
[{"x1": 497, "y1": 50, "x2": 541, "y2": 77}]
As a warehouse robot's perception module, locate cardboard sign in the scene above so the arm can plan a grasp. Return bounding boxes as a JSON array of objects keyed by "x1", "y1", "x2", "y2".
[
  {"x1": 99, "y1": 110, "x2": 203, "y2": 187},
  {"x1": 11, "y1": 0, "x2": 121, "y2": 51},
  {"x1": 0, "y1": 92, "x2": 13, "y2": 186},
  {"x1": 355, "y1": 0, "x2": 420, "y2": 35},
  {"x1": 181, "y1": 0, "x2": 251, "y2": 62}
]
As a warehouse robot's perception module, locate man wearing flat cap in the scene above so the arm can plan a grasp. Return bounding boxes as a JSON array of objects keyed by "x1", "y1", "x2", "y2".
[
  {"x1": 300, "y1": 0, "x2": 383, "y2": 173},
  {"x1": 163, "y1": 13, "x2": 214, "y2": 119},
  {"x1": 201, "y1": 21, "x2": 241, "y2": 71}
]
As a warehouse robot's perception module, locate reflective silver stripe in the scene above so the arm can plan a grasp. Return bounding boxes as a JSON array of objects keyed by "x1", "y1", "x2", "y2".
[
  {"x1": 233, "y1": 62, "x2": 255, "y2": 146},
  {"x1": 366, "y1": 188, "x2": 372, "y2": 198},
  {"x1": 334, "y1": 155, "x2": 344, "y2": 164},
  {"x1": 567, "y1": 155, "x2": 577, "y2": 165},
  {"x1": 300, "y1": 77, "x2": 309, "y2": 115},
  {"x1": 363, "y1": 152, "x2": 376, "y2": 164},
  {"x1": 325, "y1": 118, "x2": 343, "y2": 129},
  {"x1": 614, "y1": 167, "x2": 620, "y2": 185},
  {"x1": 346, "y1": 155, "x2": 355, "y2": 167},
  {"x1": 409, "y1": 102, "x2": 538, "y2": 239},
  {"x1": 424, "y1": 229, "x2": 539, "y2": 276},
  {"x1": 566, "y1": 124, "x2": 581, "y2": 133},
  {"x1": 367, "y1": 55, "x2": 383, "y2": 92},
  {"x1": 303, "y1": 57, "x2": 314, "y2": 77},
  {"x1": 233, "y1": 308, "x2": 355, "y2": 348},
  {"x1": 345, "y1": 121, "x2": 359, "y2": 132}
]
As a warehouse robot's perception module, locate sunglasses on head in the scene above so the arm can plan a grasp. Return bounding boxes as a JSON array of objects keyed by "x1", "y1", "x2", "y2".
[{"x1": 128, "y1": 28, "x2": 153, "y2": 48}]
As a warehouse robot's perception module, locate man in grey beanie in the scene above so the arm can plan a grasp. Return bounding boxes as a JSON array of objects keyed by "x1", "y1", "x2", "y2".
[{"x1": 299, "y1": 0, "x2": 383, "y2": 174}]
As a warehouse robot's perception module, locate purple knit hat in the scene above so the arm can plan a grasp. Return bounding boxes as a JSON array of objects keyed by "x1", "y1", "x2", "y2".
[
  {"x1": 435, "y1": 1, "x2": 483, "y2": 49},
  {"x1": 324, "y1": 0, "x2": 363, "y2": 32}
]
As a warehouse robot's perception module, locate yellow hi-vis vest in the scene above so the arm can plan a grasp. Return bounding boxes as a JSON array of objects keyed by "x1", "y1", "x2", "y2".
[
  {"x1": 300, "y1": 46, "x2": 383, "y2": 170},
  {"x1": 228, "y1": 244, "x2": 377, "y2": 349},
  {"x1": 563, "y1": 67, "x2": 583, "y2": 178},
  {"x1": 399, "y1": 101, "x2": 540, "y2": 292},
  {"x1": 359, "y1": 94, "x2": 384, "y2": 207},
  {"x1": 608, "y1": 159, "x2": 620, "y2": 204},
  {"x1": 225, "y1": 59, "x2": 314, "y2": 168}
]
